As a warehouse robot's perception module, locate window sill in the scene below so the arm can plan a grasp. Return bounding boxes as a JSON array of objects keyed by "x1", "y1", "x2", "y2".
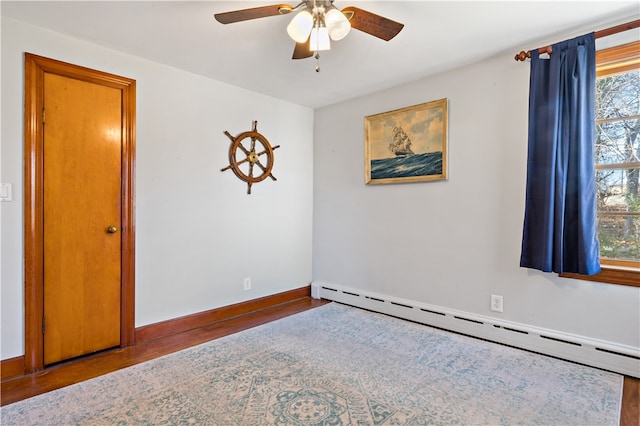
[{"x1": 560, "y1": 267, "x2": 640, "y2": 287}]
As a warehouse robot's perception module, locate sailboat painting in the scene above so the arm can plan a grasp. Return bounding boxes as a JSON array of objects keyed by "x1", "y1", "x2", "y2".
[{"x1": 364, "y1": 98, "x2": 448, "y2": 184}]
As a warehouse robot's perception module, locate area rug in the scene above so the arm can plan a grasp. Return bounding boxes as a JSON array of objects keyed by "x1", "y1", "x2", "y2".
[{"x1": 1, "y1": 303, "x2": 623, "y2": 425}]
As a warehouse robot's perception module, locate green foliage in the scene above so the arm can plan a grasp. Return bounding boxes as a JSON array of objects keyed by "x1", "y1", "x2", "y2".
[{"x1": 597, "y1": 216, "x2": 640, "y2": 261}]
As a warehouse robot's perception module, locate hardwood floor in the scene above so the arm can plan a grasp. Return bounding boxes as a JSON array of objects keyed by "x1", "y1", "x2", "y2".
[
  {"x1": 2, "y1": 297, "x2": 638, "y2": 426},
  {"x1": 621, "y1": 375, "x2": 640, "y2": 426}
]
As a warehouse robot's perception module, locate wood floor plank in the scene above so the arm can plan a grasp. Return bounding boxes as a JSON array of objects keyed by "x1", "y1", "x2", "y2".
[
  {"x1": 2, "y1": 297, "x2": 637, "y2": 426},
  {"x1": 621, "y1": 376, "x2": 639, "y2": 426}
]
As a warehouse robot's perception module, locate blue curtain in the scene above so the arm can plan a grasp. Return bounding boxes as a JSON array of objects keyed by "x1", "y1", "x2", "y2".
[{"x1": 520, "y1": 33, "x2": 601, "y2": 275}]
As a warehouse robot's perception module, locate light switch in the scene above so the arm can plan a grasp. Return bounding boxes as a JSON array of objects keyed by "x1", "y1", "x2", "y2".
[{"x1": 0, "y1": 183, "x2": 12, "y2": 201}]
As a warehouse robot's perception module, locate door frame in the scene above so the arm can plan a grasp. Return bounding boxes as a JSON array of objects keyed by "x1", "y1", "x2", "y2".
[{"x1": 23, "y1": 53, "x2": 136, "y2": 373}]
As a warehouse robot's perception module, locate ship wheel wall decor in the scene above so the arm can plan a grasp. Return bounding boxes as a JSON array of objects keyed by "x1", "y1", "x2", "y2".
[{"x1": 220, "y1": 121, "x2": 280, "y2": 194}]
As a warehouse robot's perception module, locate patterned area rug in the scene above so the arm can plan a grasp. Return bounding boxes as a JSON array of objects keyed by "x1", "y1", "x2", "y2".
[{"x1": 2, "y1": 303, "x2": 623, "y2": 425}]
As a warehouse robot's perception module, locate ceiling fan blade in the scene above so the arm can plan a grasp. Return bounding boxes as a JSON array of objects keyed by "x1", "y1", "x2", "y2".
[
  {"x1": 292, "y1": 39, "x2": 313, "y2": 60},
  {"x1": 341, "y1": 6, "x2": 404, "y2": 41},
  {"x1": 214, "y1": 4, "x2": 293, "y2": 24}
]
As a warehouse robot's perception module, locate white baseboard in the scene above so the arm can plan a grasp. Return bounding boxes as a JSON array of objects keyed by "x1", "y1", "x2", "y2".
[{"x1": 311, "y1": 281, "x2": 640, "y2": 378}]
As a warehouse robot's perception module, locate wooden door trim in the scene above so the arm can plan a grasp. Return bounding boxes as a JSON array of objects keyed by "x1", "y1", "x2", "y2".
[{"x1": 23, "y1": 53, "x2": 136, "y2": 373}]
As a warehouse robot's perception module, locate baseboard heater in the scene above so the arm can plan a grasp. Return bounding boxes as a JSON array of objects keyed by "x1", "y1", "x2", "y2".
[{"x1": 311, "y1": 282, "x2": 640, "y2": 378}]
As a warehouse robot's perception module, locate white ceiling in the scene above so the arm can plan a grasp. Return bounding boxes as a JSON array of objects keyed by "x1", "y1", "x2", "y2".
[{"x1": 2, "y1": 1, "x2": 638, "y2": 108}]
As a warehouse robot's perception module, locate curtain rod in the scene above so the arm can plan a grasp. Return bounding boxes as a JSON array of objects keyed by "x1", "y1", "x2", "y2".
[{"x1": 514, "y1": 19, "x2": 640, "y2": 61}]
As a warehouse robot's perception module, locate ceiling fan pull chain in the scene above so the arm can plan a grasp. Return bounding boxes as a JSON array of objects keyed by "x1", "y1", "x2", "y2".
[{"x1": 315, "y1": 52, "x2": 321, "y2": 72}]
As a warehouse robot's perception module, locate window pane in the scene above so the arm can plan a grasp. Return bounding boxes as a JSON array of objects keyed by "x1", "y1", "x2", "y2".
[
  {"x1": 595, "y1": 70, "x2": 639, "y2": 120},
  {"x1": 594, "y1": 49, "x2": 640, "y2": 271},
  {"x1": 596, "y1": 168, "x2": 640, "y2": 212},
  {"x1": 597, "y1": 215, "x2": 640, "y2": 262},
  {"x1": 595, "y1": 118, "x2": 640, "y2": 165}
]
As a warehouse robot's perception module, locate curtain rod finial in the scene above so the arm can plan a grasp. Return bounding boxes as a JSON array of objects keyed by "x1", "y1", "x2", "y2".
[{"x1": 515, "y1": 50, "x2": 530, "y2": 62}]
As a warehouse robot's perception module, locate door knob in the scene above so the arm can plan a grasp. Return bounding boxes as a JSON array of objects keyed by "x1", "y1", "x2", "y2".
[{"x1": 106, "y1": 226, "x2": 118, "y2": 234}]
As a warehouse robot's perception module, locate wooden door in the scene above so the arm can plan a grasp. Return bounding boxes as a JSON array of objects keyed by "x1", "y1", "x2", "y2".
[
  {"x1": 24, "y1": 53, "x2": 136, "y2": 372},
  {"x1": 43, "y1": 73, "x2": 122, "y2": 364}
]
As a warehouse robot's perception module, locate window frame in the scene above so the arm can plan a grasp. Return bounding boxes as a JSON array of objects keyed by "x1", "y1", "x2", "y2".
[{"x1": 560, "y1": 40, "x2": 640, "y2": 288}]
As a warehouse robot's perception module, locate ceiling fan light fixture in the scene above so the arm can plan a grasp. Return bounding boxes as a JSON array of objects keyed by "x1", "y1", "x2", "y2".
[
  {"x1": 287, "y1": 10, "x2": 313, "y2": 43},
  {"x1": 310, "y1": 26, "x2": 330, "y2": 51},
  {"x1": 325, "y1": 7, "x2": 350, "y2": 41},
  {"x1": 214, "y1": 2, "x2": 405, "y2": 67}
]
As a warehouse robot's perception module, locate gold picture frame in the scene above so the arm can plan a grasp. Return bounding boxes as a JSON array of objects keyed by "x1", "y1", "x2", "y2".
[{"x1": 364, "y1": 98, "x2": 448, "y2": 184}]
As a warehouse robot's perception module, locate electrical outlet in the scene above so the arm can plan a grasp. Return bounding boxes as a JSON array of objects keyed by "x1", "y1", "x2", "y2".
[
  {"x1": 0, "y1": 183, "x2": 12, "y2": 202},
  {"x1": 490, "y1": 294, "x2": 503, "y2": 312},
  {"x1": 243, "y1": 277, "x2": 251, "y2": 291}
]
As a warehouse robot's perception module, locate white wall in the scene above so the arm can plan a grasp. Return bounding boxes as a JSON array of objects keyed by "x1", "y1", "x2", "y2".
[
  {"x1": 1, "y1": 17, "x2": 314, "y2": 359},
  {"x1": 312, "y1": 18, "x2": 640, "y2": 349}
]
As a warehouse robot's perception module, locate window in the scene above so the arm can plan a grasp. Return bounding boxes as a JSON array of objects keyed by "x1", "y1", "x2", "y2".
[{"x1": 561, "y1": 41, "x2": 640, "y2": 287}]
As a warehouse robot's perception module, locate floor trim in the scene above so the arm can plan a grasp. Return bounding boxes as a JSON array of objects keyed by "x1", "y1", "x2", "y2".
[
  {"x1": 135, "y1": 286, "x2": 311, "y2": 344},
  {"x1": 1, "y1": 356, "x2": 25, "y2": 381}
]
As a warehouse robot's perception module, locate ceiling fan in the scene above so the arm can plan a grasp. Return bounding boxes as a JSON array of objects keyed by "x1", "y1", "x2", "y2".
[{"x1": 214, "y1": 1, "x2": 404, "y2": 64}]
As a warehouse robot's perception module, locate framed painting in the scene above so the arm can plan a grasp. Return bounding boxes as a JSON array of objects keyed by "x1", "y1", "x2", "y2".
[{"x1": 364, "y1": 98, "x2": 448, "y2": 184}]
